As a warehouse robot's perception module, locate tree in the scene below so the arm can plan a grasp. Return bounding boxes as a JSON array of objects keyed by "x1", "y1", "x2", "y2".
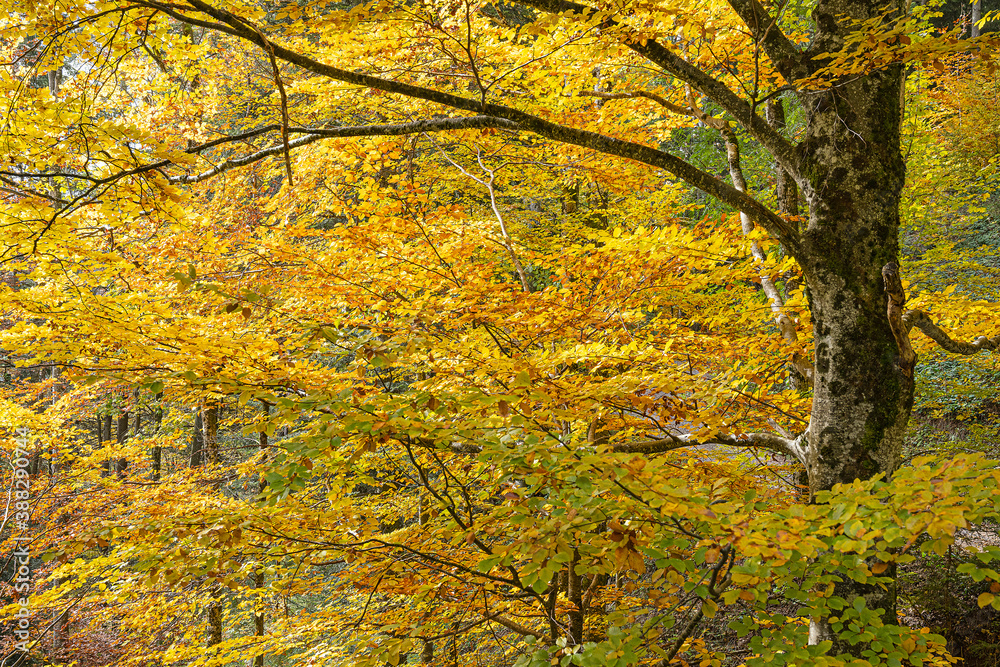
[{"x1": 2, "y1": 0, "x2": 1000, "y2": 664}]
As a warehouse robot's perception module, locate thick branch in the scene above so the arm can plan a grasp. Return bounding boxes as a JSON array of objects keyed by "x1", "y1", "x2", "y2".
[
  {"x1": 613, "y1": 430, "x2": 807, "y2": 466},
  {"x1": 904, "y1": 310, "x2": 1000, "y2": 356},
  {"x1": 409, "y1": 436, "x2": 483, "y2": 455},
  {"x1": 410, "y1": 428, "x2": 808, "y2": 464},
  {"x1": 515, "y1": 0, "x2": 800, "y2": 180},
  {"x1": 722, "y1": 0, "x2": 809, "y2": 83},
  {"x1": 136, "y1": 0, "x2": 800, "y2": 253},
  {"x1": 485, "y1": 612, "x2": 545, "y2": 639}
]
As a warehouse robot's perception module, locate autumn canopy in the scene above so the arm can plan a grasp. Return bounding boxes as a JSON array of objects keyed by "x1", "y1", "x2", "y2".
[{"x1": 1, "y1": 0, "x2": 1000, "y2": 664}]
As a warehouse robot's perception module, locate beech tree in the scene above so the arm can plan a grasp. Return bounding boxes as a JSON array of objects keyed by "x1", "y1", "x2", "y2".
[{"x1": 3, "y1": 0, "x2": 1000, "y2": 664}]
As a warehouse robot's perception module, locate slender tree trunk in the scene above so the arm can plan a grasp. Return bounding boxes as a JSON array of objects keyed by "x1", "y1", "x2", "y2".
[
  {"x1": 253, "y1": 401, "x2": 270, "y2": 667},
  {"x1": 101, "y1": 413, "x2": 112, "y2": 477},
  {"x1": 47, "y1": 68, "x2": 59, "y2": 96},
  {"x1": 204, "y1": 402, "x2": 219, "y2": 465},
  {"x1": 190, "y1": 408, "x2": 204, "y2": 468},
  {"x1": 200, "y1": 400, "x2": 223, "y2": 648},
  {"x1": 208, "y1": 593, "x2": 223, "y2": 646},
  {"x1": 51, "y1": 583, "x2": 68, "y2": 652},
  {"x1": 95, "y1": 413, "x2": 103, "y2": 472},
  {"x1": 151, "y1": 391, "x2": 163, "y2": 481},
  {"x1": 253, "y1": 568, "x2": 265, "y2": 667},
  {"x1": 764, "y1": 96, "x2": 811, "y2": 492},
  {"x1": 566, "y1": 549, "x2": 583, "y2": 646},
  {"x1": 116, "y1": 404, "x2": 129, "y2": 476},
  {"x1": 972, "y1": 0, "x2": 982, "y2": 37},
  {"x1": 28, "y1": 447, "x2": 40, "y2": 477},
  {"x1": 684, "y1": 91, "x2": 811, "y2": 385}
]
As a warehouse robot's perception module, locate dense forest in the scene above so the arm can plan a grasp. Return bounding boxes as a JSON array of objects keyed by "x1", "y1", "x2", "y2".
[{"x1": 2, "y1": 0, "x2": 1000, "y2": 665}]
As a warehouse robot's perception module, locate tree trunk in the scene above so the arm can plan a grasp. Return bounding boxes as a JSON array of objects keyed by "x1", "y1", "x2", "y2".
[
  {"x1": 798, "y1": 0, "x2": 911, "y2": 645},
  {"x1": 101, "y1": 413, "x2": 112, "y2": 477},
  {"x1": 253, "y1": 401, "x2": 269, "y2": 667},
  {"x1": 116, "y1": 406, "x2": 129, "y2": 476},
  {"x1": 566, "y1": 550, "x2": 583, "y2": 646},
  {"x1": 205, "y1": 402, "x2": 223, "y2": 647},
  {"x1": 52, "y1": 581, "x2": 68, "y2": 652},
  {"x1": 28, "y1": 447, "x2": 40, "y2": 477},
  {"x1": 208, "y1": 593, "x2": 223, "y2": 646},
  {"x1": 151, "y1": 391, "x2": 163, "y2": 481},
  {"x1": 203, "y1": 402, "x2": 219, "y2": 465},
  {"x1": 190, "y1": 408, "x2": 204, "y2": 468}
]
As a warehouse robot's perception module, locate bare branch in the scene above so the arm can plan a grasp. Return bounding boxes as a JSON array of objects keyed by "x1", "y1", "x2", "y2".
[
  {"x1": 655, "y1": 546, "x2": 733, "y2": 667},
  {"x1": 168, "y1": 116, "x2": 521, "y2": 184},
  {"x1": 579, "y1": 90, "x2": 692, "y2": 116},
  {"x1": 407, "y1": 436, "x2": 483, "y2": 455},
  {"x1": 904, "y1": 310, "x2": 1000, "y2": 356},
  {"x1": 882, "y1": 264, "x2": 996, "y2": 368},
  {"x1": 223, "y1": 11, "x2": 295, "y2": 184},
  {"x1": 0, "y1": 175, "x2": 70, "y2": 205},
  {"x1": 685, "y1": 90, "x2": 812, "y2": 384},
  {"x1": 429, "y1": 140, "x2": 532, "y2": 292},
  {"x1": 190, "y1": 125, "x2": 286, "y2": 152}
]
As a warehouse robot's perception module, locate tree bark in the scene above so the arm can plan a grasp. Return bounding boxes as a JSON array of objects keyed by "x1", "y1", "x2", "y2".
[
  {"x1": 208, "y1": 593, "x2": 223, "y2": 646},
  {"x1": 566, "y1": 550, "x2": 583, "y2": 646},
  {"x1": 116, "y1": 404, "x2": 129, "y2": 476},
  {"x1": 101, "y1": 413, "x2": 112, "y2": 477},
  {"x1": 765, "y1": 99, "x2": 799, "y2": 222},
  {"x1": 253, "y1": 401, "x2": 270, "y2": 667},
  {"x1": 190, "y1": 408, "x2": 204, "y2": 468},
  {"x1": 52, "y1": 584, "x2": 68, "y2": 652},
  {"x1": 151, "y1": 391, "x2": 163, "y2": 482},
  {"x1": 796, "y1": 0, "x2": 911, "y2": 648},
  {"x1": 203, "y1": 402, "x2": 219, "y2": 465},
  {"x1": 206, "y1": 403, "x2": 223, "y2": 647}
]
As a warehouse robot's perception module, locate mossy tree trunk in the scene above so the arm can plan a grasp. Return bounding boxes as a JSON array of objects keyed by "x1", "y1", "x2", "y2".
[{"x1": 792, "y1": 0, "x2": 912, "y2": 647}]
